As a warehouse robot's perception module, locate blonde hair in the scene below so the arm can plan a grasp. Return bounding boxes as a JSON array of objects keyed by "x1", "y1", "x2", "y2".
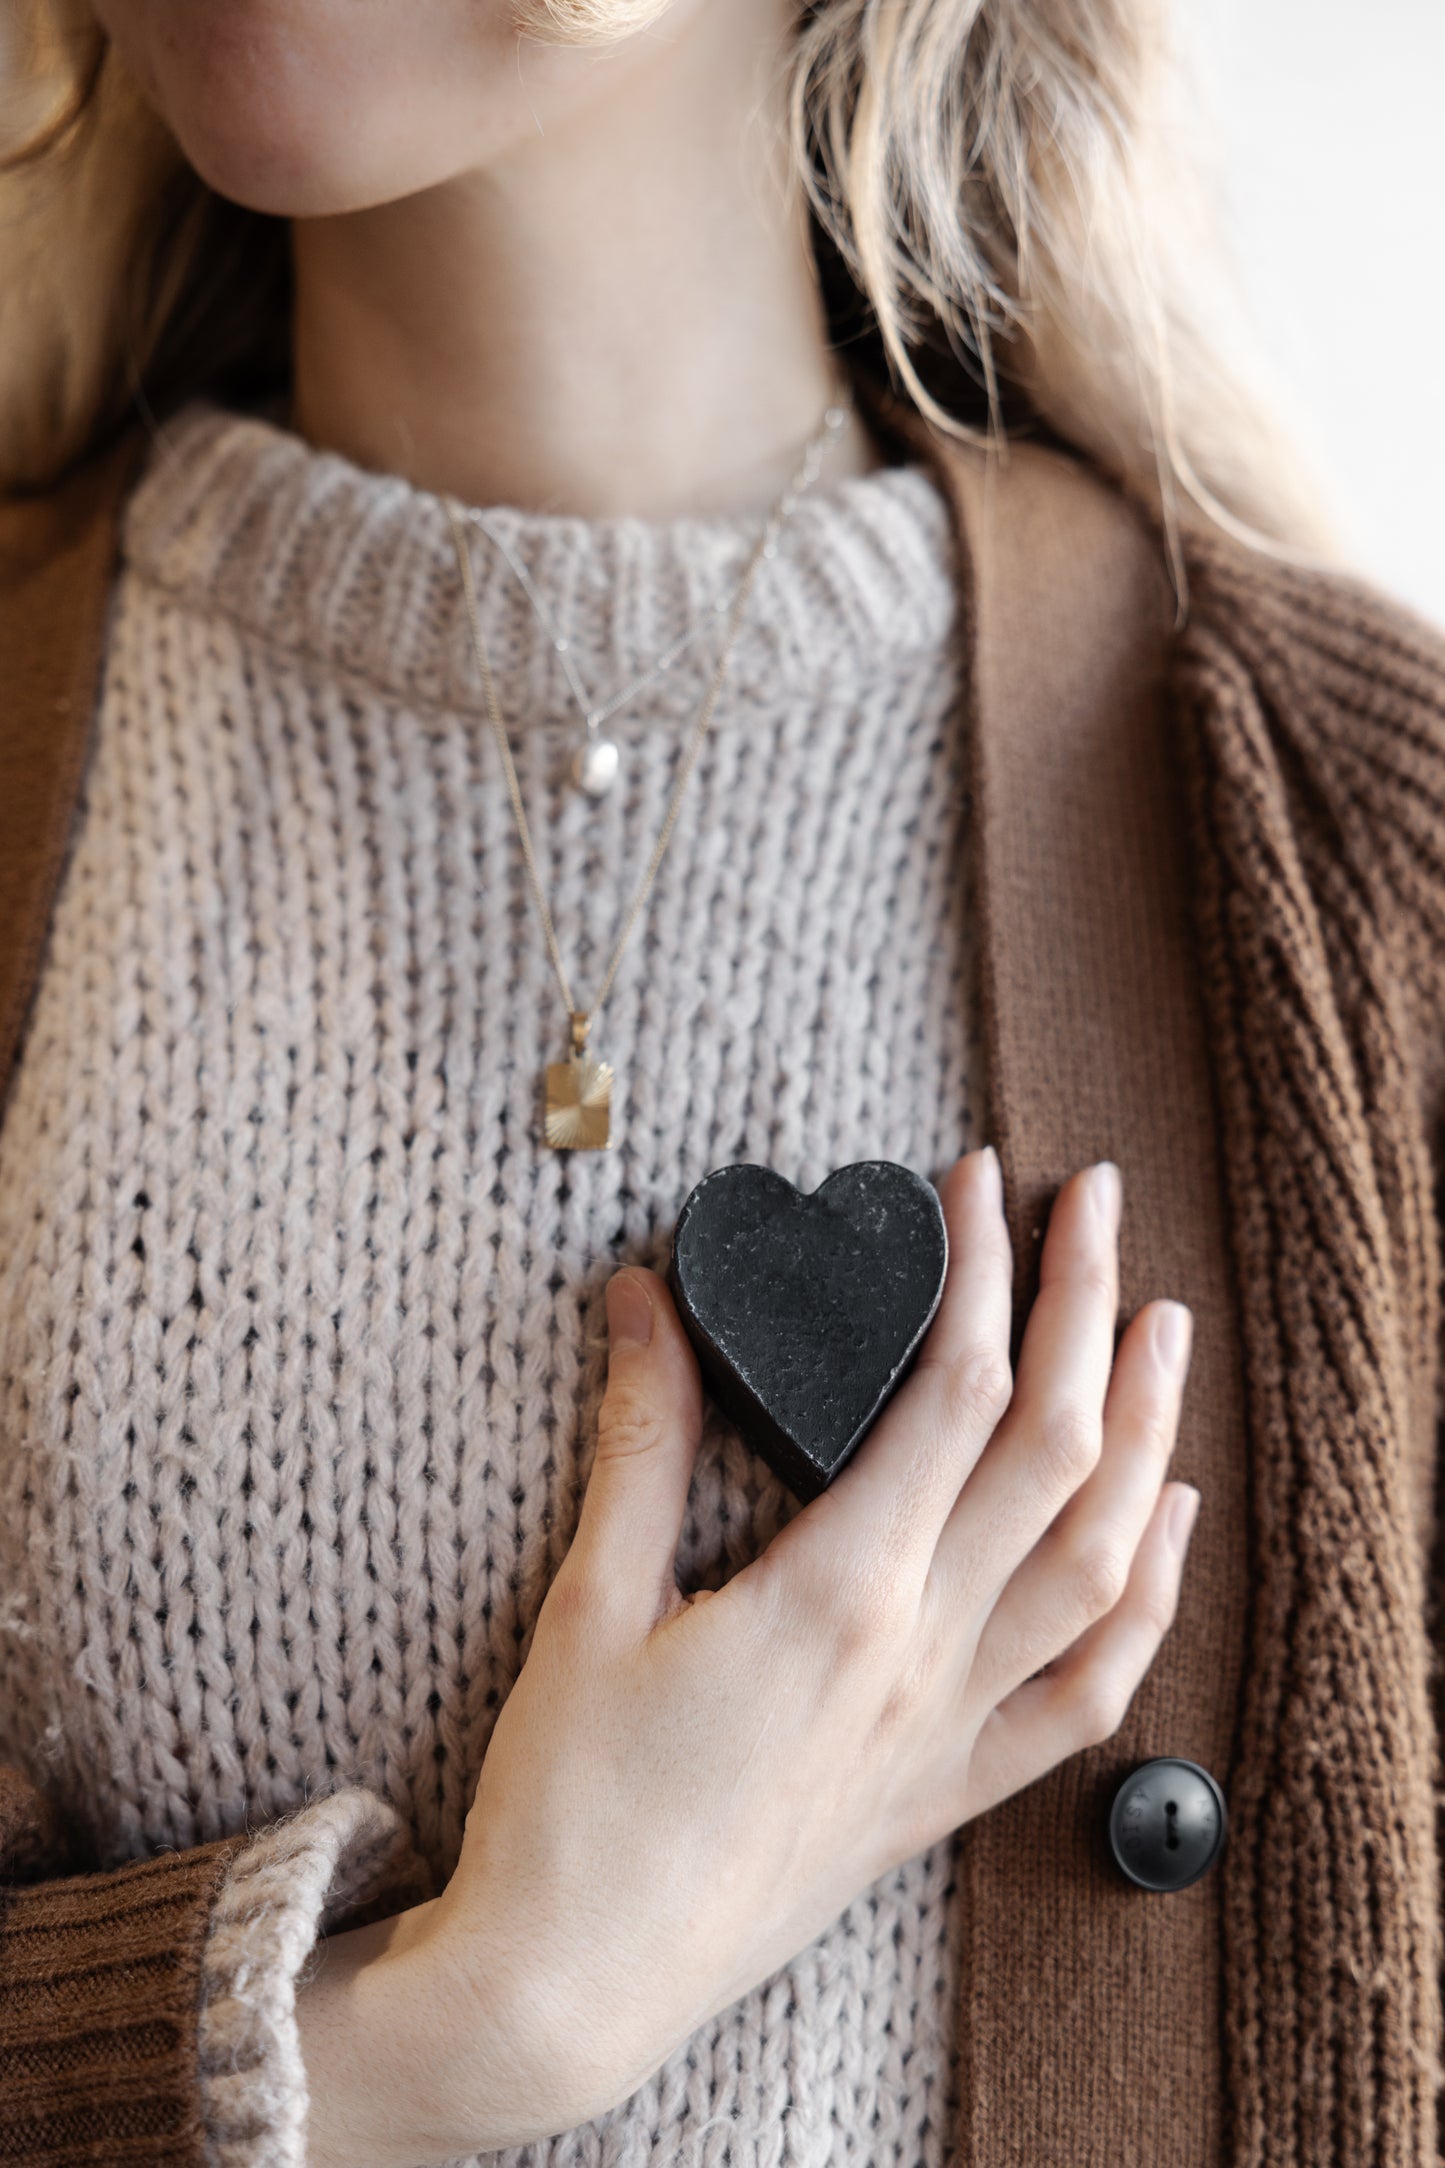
[{"x1": 0, "y1": 0, "x2": 1333, "y2": 558}]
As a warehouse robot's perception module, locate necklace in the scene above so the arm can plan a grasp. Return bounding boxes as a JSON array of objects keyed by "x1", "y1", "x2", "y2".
[
  {"x1": 445, "y1": 393, "x2": 851, "y2": 1150},
  {"x1": 463, "y1": 508, "x2": 754, "y2": 800}
]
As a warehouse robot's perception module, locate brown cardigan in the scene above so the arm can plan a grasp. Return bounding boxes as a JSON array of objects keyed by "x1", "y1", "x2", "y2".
[{"x1": 1, "y1": 420, "x2": 1443, "y2": 2166}]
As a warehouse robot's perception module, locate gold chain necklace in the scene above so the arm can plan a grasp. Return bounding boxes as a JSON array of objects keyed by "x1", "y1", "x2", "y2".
[{"x1": 445, "y1": 395, "x2": 850, "y2": 1151}]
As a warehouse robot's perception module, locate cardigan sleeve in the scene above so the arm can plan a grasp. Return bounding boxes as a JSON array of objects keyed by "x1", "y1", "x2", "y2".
[
  {"x1": 0, "y1": 1766, "x2": 428, "y2": 2167},
  {"x1": 1175, "y1": 532, "x2": 1445, "y2": 1499},
  {"x1": 0, "y1": 1762, "x2": 244, "y2": 2164}
]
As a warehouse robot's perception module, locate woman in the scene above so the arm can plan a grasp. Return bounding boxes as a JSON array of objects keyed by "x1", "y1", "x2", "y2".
[{"x1": 0, "y1": 2, "x2": 1441, "y2": 2164}]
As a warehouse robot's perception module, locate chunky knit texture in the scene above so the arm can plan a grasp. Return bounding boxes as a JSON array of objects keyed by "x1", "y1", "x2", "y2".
[
  {"x1": 3, "y1": 401, "x2": 1445, "y2": 2168},
  {"x1": 0, "y1": 401, "x2": 980, "y2": 2163}
]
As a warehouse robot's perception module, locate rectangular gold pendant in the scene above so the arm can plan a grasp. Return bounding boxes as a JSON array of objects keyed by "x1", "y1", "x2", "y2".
[{"x1": 544, "y1": 1052, "x2": 613, "y2": 1150}]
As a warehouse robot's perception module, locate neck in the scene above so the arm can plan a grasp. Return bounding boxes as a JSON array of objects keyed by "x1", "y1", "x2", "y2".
[{"x1": 289, "y1": 4, "x2": 882, "y2": 520}]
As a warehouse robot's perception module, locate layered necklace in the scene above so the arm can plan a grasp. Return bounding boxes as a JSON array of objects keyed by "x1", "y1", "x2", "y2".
[
  {"x1": 464, "y1": 509, "x2": 753, "y2": 802},
  {"x1": 445, "y1": 391, "x2": 850, "y2": 1151}
]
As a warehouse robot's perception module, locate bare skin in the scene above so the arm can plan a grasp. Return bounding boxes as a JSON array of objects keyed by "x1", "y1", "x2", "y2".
[
  {"x1": 96, "y1": 0, "x2": 883, "y2": 514},
  {"x1": 91, "y1": 4, "x2": 1202, "y2": 2158}
]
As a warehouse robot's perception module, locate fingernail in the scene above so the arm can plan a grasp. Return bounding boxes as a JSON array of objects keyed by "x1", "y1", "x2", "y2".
[
  {"x1": 980, "y1": 1144, "x2": 1002, "y2": 1209},
  {"x1": 1167, "y1": 1485, "x2": 1200, "y2": 1554},
  {"x1": 1092, "y1": 1161, "x2": 1122, "y2": 1233},
  {"x1": 1154, "y1": 1302, "x2": 1194, "y2": 1373},
  {"x1": 606, "y1": 1271, "x2": 653, "y2": 1349}
]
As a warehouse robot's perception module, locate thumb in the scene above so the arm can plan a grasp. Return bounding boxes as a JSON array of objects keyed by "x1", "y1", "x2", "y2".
[{"x1": 573, "y1": 1267, "x2": 705, "y2": 1615}]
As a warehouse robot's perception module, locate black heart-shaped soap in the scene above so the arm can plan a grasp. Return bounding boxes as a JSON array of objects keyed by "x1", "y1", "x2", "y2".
[{"x1": 668, "y1": 1161, "x2": 948, "y2": 1501}]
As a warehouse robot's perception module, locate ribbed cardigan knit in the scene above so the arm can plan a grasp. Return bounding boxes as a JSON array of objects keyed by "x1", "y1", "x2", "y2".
[{"x1": 0, "y1": 399, "x2": 1444, "y2": 2167}]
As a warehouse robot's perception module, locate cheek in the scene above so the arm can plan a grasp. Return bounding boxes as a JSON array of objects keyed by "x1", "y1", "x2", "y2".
[{"x1": 98, "y1": 0, "x2": 548, "y2": 215}]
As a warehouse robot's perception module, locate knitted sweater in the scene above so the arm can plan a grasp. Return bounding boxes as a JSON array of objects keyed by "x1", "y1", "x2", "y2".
[
  {"x1": 4, "y1": 401, "x2": 1445, "y2": 2168},
  {"x1": 0, "y1": 402, "x2": 982, "y2": 2163}
]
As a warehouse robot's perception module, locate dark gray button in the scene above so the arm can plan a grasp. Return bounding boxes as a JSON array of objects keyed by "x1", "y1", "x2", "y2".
[{"x1": 1108, "y1": 1758, "x2": 1227, "y2": 1892}]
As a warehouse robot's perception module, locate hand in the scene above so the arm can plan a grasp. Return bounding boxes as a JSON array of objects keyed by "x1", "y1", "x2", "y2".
[{"x1": 300, "y1": 1149, "x2": 1198, "y2": 2164}]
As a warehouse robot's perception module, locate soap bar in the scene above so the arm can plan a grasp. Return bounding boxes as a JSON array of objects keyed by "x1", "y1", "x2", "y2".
[{"x1": 668, "y1": 1161, "x2": 948, "y2": 1502}]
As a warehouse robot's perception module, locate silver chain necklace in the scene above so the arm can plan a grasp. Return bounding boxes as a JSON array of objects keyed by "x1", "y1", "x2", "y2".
[
  {"x1": 445, "y1": 392, "x2": 851, "y2": 1149},
  {"x1": 457, "y1": 400, "x2": 849, "y2": 801}
]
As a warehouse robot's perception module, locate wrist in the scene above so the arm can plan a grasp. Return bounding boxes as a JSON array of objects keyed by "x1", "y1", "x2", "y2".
[
  {"x1": 297, "y1": 1898, "x2": 493, "y2": 2168},
  {"x1": 417, "y1": 1879, "x2": 632, "y2": 2148},
  {"x1": 297, "y1": 1888, "x2": 615, "y2": 2165}
]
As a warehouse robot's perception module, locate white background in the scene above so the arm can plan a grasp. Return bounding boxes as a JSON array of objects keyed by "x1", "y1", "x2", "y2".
[{"x1": 1189, "y1": 0, "x2": 1445, "y2": 622}]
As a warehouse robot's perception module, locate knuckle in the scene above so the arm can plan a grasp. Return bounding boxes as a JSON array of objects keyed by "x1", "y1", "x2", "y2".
[
  {"x1": 873, "y1": 1646, "x2": 934, "y2": 1739},
  {"x1": 1068, "y1": 1534, "x2": 1131, "y2": 1622},
  {"x1": 832, "y1": 1557, "x2": 915, "y2": 1662},
  {"x1": 1070, "y1": 1668, "x2": 1132, "y2": 1747},
  {"x1": 544, "y1": 1553, "x2": 613, "y2": 1638},
  {"x1": 1048, "y1": 1242, "x2": 1116, "y2": 1304},
  {"x1": 596, "y1": 1387, "x2": 665, "y2": 1464},
  {"x1": 1033, "y1": 1403, "x2": 1101, "y2": 1496},
  {"x1": 1132, "y1": 1400, "x2": 1179, "y2": 1461},
  {"x1": 941, "y1": 1347, "x2": 1013, "y2": 1432},
  {"x1": 1140, "y1": 1572, "x2": 1183, "y2": 1640},
  {"x1": 1075, "y1": 1256, "x2": 1118, "y2": 1304}
]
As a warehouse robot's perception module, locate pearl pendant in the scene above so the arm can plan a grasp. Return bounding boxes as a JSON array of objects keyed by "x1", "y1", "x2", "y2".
[{"x1": 572, "y1": 734, "x2": 620, "y2": 799}]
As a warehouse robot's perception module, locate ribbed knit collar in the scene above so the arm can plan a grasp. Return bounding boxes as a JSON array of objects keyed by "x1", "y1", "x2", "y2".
[{"x1": 119, "y1": 399, "x2": 959, "y2": 722}]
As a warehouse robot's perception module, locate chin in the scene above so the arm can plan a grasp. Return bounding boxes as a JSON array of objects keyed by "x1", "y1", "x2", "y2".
[{"x1": 93, "y1": 0, "x2": 580, "y2": 216}]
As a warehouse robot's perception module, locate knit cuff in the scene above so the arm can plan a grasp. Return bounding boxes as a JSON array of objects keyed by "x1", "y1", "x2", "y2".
[
  {"x1": 198, "y1": 1789, "x2": 432, "y2": 2167},
  {"x1": 0, "y1": 1834, "x2": 244, "y2": 2165}
]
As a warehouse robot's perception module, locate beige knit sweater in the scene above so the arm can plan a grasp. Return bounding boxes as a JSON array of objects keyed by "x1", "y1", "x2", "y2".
[{"x1": 0, "y1": 402, "x2": 983, "y2": 2164}]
